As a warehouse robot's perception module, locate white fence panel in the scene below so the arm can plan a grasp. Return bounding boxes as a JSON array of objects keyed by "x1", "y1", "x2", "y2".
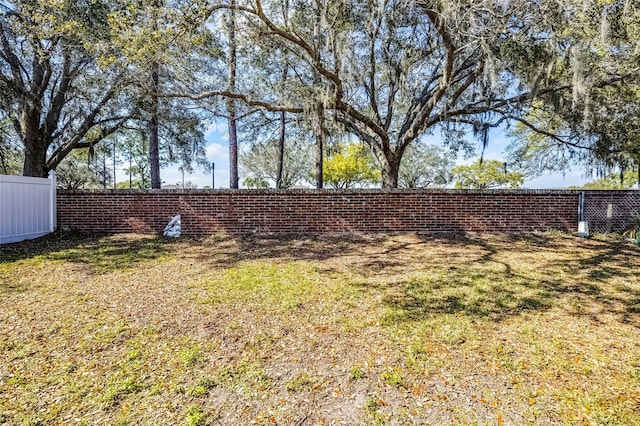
[{"x1": 0, "y1": 171, "x2": 56, "y2": 244}]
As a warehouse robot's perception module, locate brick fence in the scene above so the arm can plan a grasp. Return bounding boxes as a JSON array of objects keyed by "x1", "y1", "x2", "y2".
[{"x1": 55, "y1": 189, "x2": 639, "y2": 236}]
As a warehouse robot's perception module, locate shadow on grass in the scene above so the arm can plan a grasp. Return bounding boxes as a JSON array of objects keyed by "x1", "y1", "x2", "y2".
[
  {"x1": 378, "y1": 272, "x2": 557, "y2": 324},
  {"x1": 377, "y1": 235, "x2": 640, "y2": 325},
  {"x1": 4, "y1": 230, "x2": 637, "y2": 323},
  {"x1": 192, "y1": 232, "x2": 522, "y2": 270},
  {"x1": 0, "y1": 230, "x2": 174, "y2": 274}
]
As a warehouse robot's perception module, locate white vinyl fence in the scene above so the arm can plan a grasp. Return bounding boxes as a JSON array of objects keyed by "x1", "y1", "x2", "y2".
[{"x1": 0, "y1": 171, "x2": 57, "y2": 244}]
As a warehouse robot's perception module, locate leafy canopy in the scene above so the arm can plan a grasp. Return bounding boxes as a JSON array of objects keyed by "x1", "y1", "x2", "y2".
[
  {"x1": 323, "y1": 142, "x2": 380, "y2": 189},
  {"x1": 453, "y1": 160, "x2": 524, "y2": 190}
]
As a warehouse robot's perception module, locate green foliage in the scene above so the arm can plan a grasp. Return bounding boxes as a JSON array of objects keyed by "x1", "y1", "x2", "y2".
[
  {"x1": 571, "y1": 170, "x2": 639, "y2": 189},
  {"x1": 349, "y1": 366, "x2": 365, "y2": 380},
  {"x1": 453, "y1": 160, "x2": 524, "y2": 189},
  {"x1": 398, "y1": 144, "x2": 454, "y2": 188},
  {"x1": 55, "y1": 149, "x2": 112, "y2": 189},
  {"x1": 178, "y1": 346, "x2": 204, "y2": 368},
  {"x1": 1, "y1": 0, "x2": 135, "y2": 176},
  {"x1": 240, "y1": 139, "x2": 313, "y2": 189},
  {"x1": 185, "y1": 405, "x2": 207, "y2": 426},
  {"x1": 116, "y1": 179, "x2": 149, "y2": 189},
  {"x1": 118, "y1": 131, "x2": 151, "y2": 188},
  {"x1": 284, "y1": 372, "x2": 314, "y2": 392},
  {"x1": 0, "y1": 118, "x2": 23, "y2": 175},
  {"x1": 506, "y1": 1, "x2": 640, "y2": 177},
  {"x1": 323, "y1": 142, "x2": 380, "y2": 189},
  {"x1": 186, "y1": 385, "x2": 207, "y2": 398},
  {"x1": 380, "y1": 369, "x2": 403, "y2": 388},
  {"x1": 103, "y1": 377, "x2": 142, "y2": 407},
  {"x1": 243, "y1": 176, "x2": 270, "y2": 189}
]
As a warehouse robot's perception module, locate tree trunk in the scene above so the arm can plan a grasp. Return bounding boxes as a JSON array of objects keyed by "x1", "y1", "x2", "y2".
[
  {"x1": 20, "y1": 104, "x2": 48, "y2": 177},
  {"x1": 380, "y1": 155, "x2": 400, "y2": 189},
  {"x1": 276, "y1": 110, "x2": 286, "y2": 189},
  {"x1": 276, "y1": 64, "x2": 288, "y2": 189},
  {"x1": 227, "y1": 0, "x2": 239, "y2": 189},
  {"x1": 313, "y1": 100, "x2": 324, "y2": 189},
  {"x1": 22, "y1": 145, "x2": 48, "y2": 177},
  {"x1": 149, "y1": 63, "x2": 161, "y2": 189},
  {"x1": 228, "y1": 102, "x2": 238, "y2": 189},
  {"x1": 312, "y1": 2, "x2": 323, "y2": 189}
]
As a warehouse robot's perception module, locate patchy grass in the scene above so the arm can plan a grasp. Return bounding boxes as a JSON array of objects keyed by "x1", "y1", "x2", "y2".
[{"x1": 1, "y1": 231, "x2": 639, "y2": 425}]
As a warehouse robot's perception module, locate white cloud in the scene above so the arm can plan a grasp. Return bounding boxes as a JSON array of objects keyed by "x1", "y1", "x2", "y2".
[
  {"x1": 204, "y1": 121, "x2": 226, "y2": 137},
  {"x1": 206, "y1": 142, "x2": 229, "y2": 161}
]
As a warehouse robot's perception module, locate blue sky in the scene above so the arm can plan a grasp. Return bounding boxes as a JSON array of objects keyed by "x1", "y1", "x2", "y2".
[{"x1": 153, "y1": 123, "x2": 590, "y2": 189}]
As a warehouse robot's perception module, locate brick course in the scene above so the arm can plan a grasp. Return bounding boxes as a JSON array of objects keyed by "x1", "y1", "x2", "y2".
[{"x1": 53, "y1": 189, "x2": 640, "y2": 236}]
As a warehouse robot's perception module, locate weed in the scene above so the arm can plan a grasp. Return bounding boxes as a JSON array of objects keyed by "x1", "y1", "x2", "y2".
[
  {"x1": 435, "y1": 316, "x2": 472, "y2": 345},
  {"x1": 364, "y1": 395, "x2": 381, "y2": 412},
  {"x1": 186, "y1": 405, "x2": 207, "y2": 426},
  {"x1": 349, "y1": 366, "x2": 366, "y2": 380},
  {"x1": 187, "y1": 385, "x2": 208, "y2": 398},
  {"x1": 196, "y1": 376, "x2": 217, "y2": 389},
  {"x1": 126, "y1": 350, "x2": 142, "y2": 362},
  {"x1": 364, "y1": 395, "x2": 387, "y2": 425},
  {"x1": 284, "y1": 372, "x2": 314, "y2": 392},
  {"x1": 103, "y1": 377, "x2": 141, "y2": 407},
  {"x1": 406, "y1": 344, "x2": 426, "y2": 367},
  {"x1": 178, "y1": 346, "x2": 204, "y2": 368},
  {"x1": 380, "y1": 368, "x2": 403, "y2": 388}
]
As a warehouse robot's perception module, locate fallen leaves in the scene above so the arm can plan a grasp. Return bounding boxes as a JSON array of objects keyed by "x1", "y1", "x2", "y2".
[{"x1": 0, "y1": 233, "x2": 639, "y2": 425}]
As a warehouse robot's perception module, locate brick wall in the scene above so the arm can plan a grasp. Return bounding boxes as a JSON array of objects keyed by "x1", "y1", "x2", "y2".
[{"x1": 55, "y1": 189, "x2": 635, "y2": 236}]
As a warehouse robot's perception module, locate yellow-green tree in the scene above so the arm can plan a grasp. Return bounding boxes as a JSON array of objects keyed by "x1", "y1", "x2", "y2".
[
  {"x1": 323, "y1": 142, "x2": 380, "y2": 189},
  {"x1": 571, "y1": 170, "x2": 638, "y2": 190},
  {"x1": 453, "y1": 160, "x2": 524, "y2": 189}
]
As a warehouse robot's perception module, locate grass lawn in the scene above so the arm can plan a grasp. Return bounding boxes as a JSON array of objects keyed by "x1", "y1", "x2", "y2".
[{"x1": 1, "y1": 231, "x2": 639, "y2": 425}]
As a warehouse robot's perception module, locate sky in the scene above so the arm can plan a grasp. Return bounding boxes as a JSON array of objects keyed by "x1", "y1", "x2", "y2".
[{"x1": 148, "y1": 123, "x2": 591, "y2": 190}]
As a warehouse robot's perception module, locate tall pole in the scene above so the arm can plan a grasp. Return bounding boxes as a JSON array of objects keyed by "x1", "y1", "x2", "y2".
[
  {"x1": 212, "y1": 162, "x2": 215, "y2": 189},
  {"x1": 113, "y1": 136, "x2": 117, "y2": 189}
]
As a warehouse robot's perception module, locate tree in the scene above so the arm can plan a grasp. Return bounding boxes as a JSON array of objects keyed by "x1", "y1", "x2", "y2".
[
  {"x1": 0, "y1": 0, "x2": 133, "y2": 177},
  {"x1": 506, "y1": 0, "x2": 640, "y2": 179},
  {"x1": 571, "y1": 170, "x2": 638, "y2": 190},
  {"x1": 453, "y1": 160, "x2": 524, "y2": 189},
  {"x1": 93, "y1": 0, "x2": 214, "y2": 186},
  {"x1": 226, "y1": 0, "x2": 239, "y2": 189},
  {"x1": 190, "y1": 0, "x2": 600, "y2": 188},
  {"x1": 55, "y1": 149, "x2": 103, "y2": 189},
  {"x1": 240, "y1": 138, "x2": 313, "y2": 188},
  {"x1": 243, "y1": 176, "x2": 270, "y2": 189},
  {"x1": 118, "y1": 130, "x2": 151, "y2": 189},
  {"x1": 398, "y1": 144, "x2": 454, "y2": 188},
  {"x1": 0, "y1": 117, "x2": 22, "y2": 174},
  {"x1": 323, "y1": 142, "x2": 379, "y2": 189}
]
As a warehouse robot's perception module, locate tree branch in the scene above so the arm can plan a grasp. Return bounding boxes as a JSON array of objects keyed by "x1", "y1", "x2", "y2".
[
  {"x1": 161, "y1": 90, "x2": 303, "y2": 113},
  {"x1": 0, "y1": 20, "x2": 26, "y2": 91},
  {"x1": 46, "y1": 87, "x2": 118, "y2": 170}
]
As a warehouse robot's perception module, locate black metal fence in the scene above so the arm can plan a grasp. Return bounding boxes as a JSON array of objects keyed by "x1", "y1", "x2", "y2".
[{"x1": 583, "y1": 191, "x2": 640, "y2": 234}]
